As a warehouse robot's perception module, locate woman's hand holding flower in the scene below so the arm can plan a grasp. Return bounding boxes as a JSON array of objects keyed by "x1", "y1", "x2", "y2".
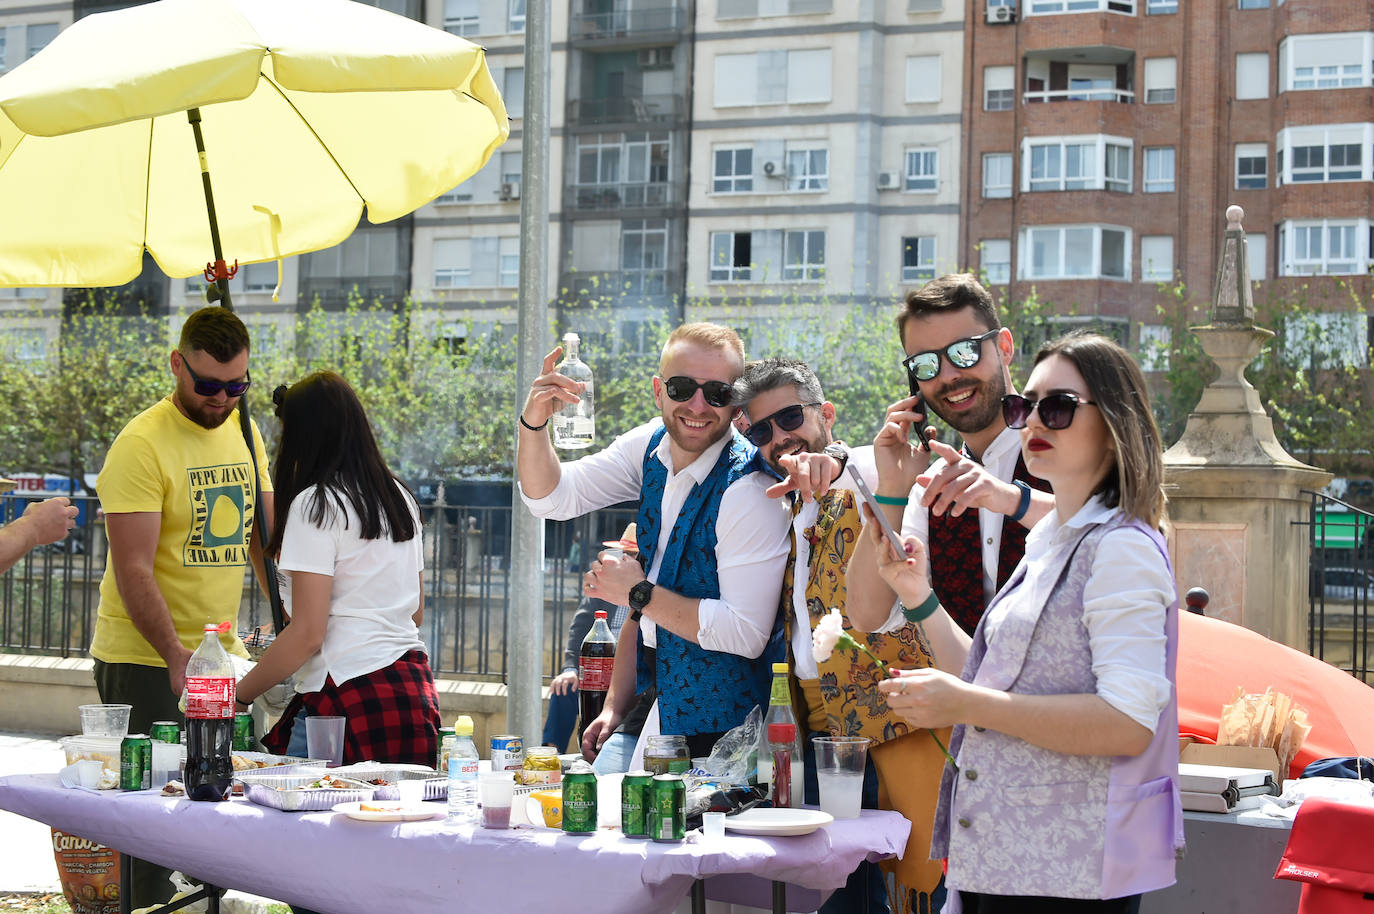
[{"x1": 878, "y1": 667, "x2": 976, "y2": 731}]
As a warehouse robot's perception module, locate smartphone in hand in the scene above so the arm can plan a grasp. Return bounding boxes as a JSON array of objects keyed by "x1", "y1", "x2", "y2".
[
  {"x1": 906, "y1": 372, "x2": 932, "y2": 452},
  {"x1": 848, "y1": 465, "x2": 908, "y2": 561}
]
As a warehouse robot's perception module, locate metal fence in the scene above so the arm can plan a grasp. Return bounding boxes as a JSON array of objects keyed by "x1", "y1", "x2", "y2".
[
  {"x1": 0, "y1": 492, "x2": 635, "y2": 682},
  {"x1": 1301, "y1": 491, "x2": 1372, "y2": 682}
]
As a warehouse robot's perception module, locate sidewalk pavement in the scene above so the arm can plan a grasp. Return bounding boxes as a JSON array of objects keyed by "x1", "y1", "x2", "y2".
[{"x1": 0, "y1": 730, "x2": 280, "y2": 910}]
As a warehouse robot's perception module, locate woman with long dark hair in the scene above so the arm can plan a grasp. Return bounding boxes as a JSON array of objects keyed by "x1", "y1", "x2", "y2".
[{"x1": 235, "y1": 371, "x2": 440, "y2": 766}]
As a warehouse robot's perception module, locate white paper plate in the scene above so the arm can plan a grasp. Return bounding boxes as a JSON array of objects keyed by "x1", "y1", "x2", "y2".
[
  {"x1": 722, "y1": 808, "x2": 834, "y2": 837},
  {"x1": 331, "y1": 801, "x2": 445, "y2": 822}
]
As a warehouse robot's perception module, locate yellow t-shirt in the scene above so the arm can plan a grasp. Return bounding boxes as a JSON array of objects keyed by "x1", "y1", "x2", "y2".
[{"x1": 90, "y1": 396, "x2": 272, "y2": 667}]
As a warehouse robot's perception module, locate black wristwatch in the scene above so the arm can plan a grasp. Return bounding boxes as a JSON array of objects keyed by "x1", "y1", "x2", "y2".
[
  {"x1": 628, "y1": 580, "x2": 655, "y2": 622},
  {"x1": 823, "y1": 441, "x2": 850, "y2": 483}
]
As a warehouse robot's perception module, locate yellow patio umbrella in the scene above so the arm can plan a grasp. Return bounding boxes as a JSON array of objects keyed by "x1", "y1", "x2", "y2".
[{"x1": 0, "y1": 0, "x2": 509, "y2": 290}]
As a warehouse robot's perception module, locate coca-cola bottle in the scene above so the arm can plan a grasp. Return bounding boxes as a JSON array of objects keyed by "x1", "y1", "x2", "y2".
[
  {"x1": 577, "y1": 609, "x2": 615, "y2": 740},
  {"x1": 183, "y1": 622, "x2": 235, "y2": 801}
]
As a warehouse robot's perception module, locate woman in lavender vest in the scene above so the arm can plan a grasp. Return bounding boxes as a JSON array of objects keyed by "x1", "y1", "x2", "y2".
[{"x1": 867, "y1": 331, "x2": 1182, "y2": 914}]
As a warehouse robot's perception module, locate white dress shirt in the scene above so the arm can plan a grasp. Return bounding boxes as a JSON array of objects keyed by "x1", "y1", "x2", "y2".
[
  {"x1": 980, "y1": 496, "x2": 1174, "y2": 732},
  {"x1": 788, "y1": 445, "x2": 878, "y2": 681},
  {"x1": 519, "y1": 419, "x2": 791, "y2": 656}
]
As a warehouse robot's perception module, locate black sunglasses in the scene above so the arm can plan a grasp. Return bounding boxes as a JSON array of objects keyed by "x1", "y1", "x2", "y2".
[
  {"x1": 743, "y1": 402, "x2": 821, "y2": 447},
  {"x1": 1001, "y1": 392, "x2": 1097, "y2": 430},
  {"x1": 182, "y1": 357, "x2": 251, "y2": 398},
  {"x1": 902, "y1": 329, "x2": 1001, "y2": 383},
  {"x1": 662, "y1": 375, "x2": 734, "y2": 408}
]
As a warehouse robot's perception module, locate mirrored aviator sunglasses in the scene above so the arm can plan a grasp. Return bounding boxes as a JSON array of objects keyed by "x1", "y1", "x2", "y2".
[
  {"x1": 902, "y1": 328, "x2": 1000, "y2": 383},
  {"x1": 743, "y1": 402, "x2": 818, "y2": 447},
  {"x1": 1001, "y1": 392, "x2": 1096, "y2": 430},
  {"x1": 663, "y1": 375, "x2": 734, "y2": 408}
]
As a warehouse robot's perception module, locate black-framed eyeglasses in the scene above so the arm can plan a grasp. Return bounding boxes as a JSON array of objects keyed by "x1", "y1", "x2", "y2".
[
  {"x1": 1001, "y1": 392, "x2": 1097, "y2": 430},
  {"x1": 743, "y1": 402, "x2": 822, "y2": 447},
  {"x1": 662, "y1": 375, "x2": 734, "y2": 408},
  {"x1": 902, "y1": 329, "x2": 1001, "y2": 383},
  {"x1": 182, "y1": 357, "x2": 251, "y2": 398}
]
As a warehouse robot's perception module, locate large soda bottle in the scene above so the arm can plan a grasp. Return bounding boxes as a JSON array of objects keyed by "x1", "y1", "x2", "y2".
[
  {"x1": 184, "y1": 622, "x2": 235, "y2": 802},
  {"x1": 577, "y1": 609, "x2": 615, "y2": 741},
  {"x1": 551, "y1": 331, "x2": 594, "y2": 449},
  {"x1": 761, "y1": 662, "x2": 803, "y2": 807}
]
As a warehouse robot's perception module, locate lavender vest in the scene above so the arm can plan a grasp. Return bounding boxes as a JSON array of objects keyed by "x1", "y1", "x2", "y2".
[{"x1": 931, "y1": 512, "x2": 1183, "y2": 907}]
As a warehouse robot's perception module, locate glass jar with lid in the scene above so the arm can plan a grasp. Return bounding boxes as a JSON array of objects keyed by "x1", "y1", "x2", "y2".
[
  {"x1": 520, "y1": 745, "x2": 562, "y2": 785},
  {"x1": 643, "y1": 734, "x2": 690, "y2": 776}
]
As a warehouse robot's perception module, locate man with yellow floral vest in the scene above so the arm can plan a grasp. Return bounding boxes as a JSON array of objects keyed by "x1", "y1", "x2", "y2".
[{"x1": 734, "y1": 358, "x2": 947, "y2": 914}]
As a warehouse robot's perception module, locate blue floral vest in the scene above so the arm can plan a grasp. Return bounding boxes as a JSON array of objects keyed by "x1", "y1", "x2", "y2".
[{"x1": 633, "y1": 425, "x2": 784, "y2": 737}]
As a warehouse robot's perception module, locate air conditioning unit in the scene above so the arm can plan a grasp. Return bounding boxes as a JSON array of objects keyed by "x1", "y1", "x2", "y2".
[
  {"x1": 877, "y1": 171, "x2": 900, "y2": 190},
  {"x1": 637, "y1": 47, "x2": 673, "y2": 69},
  {"x1": 499, "y1": 181, "x2": 521, "y2": 201},
  {"x1": 761, "y1": 161, "x2": 784, "y2": 177},
  {"x1": 986, "y1": 3, "x2": 1016, "y2": 23}
]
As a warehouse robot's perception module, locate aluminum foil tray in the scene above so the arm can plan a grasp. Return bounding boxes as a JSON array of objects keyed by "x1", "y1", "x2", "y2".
[
  {"x1": 307, "y1": 763, "x2": 447, "y2": 801},
  {"x1": 236, "y1": 772, "x2": 376, "y2": 811},
  {"x1": 231, "y1": 750, "x2": 327, "y2": 776}
]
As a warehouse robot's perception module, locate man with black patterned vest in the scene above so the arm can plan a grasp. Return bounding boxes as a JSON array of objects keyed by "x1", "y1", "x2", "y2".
[
  {"x1": 517, "y1": 323, "x2": 790, "y2": 761},
  {"x1": 849, "y1": 273, "x2": 1054, "y2": 644}
]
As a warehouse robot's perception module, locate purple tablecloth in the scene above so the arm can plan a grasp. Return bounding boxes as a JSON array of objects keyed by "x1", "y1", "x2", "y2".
[{"x1": 0, "y1": 774, "x2": 910, "y2": 913}]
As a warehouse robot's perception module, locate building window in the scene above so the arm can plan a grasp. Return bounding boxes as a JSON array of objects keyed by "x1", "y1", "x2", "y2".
[
  {"x1": 1281, "y1": 33, "x2": 1374, "y2": 92},
  {"x1": 902, "y1": 237, "x2": 936, "y2": 283},
  {"x1": 1235, "y1": 144, "x2": 1267, "y2": 189},
  {"x1": 984, "y1": 66, "x2": 1014, "y2": 111},
  {"x1": 500, "y1": 150, "x2": 522, "y2": 185},
  {"x1": 1236, "y1": 53, "x2": 1269, "y2": 100},
  {"x1": 905, "y1": 55, "x2": 941, "y2": 103},
  {"x1": 1279, "y1": 220, "x2": 1371, "y2": 275},
  {"x1": 0, "y1": 31, "x2": 7, "y2": 72},
  {"x1": 1146, "y1": 0, "x2": 1178, "y2": 13},
  {"x1": 509, "y1": 0, "x2": 526, "y2": 32},
  {"x1": 25, "y1": 23, "x2": 57, "y2": 59},
  {"x1": 710, "y1": 232, "x2": 753, "y2": 282},
  {"x1": 908, "y1": 0, "x2": 942, "y2": 10},
  {"x1": 503, "y1": 67, "x2": 524, "y2": 118},
  {"x1": 1140, "y1": 235, "x2": 1174, "y2": 282},
  {"x1": 1238, "y1": 0, "x2": 1268, "y2": 7},
  {"x1": 622, "y1": 219, "x2": 669, "y2": 294},
  {"x1": 499, "y1": 237, "x2": 520, "y2": 287},
  {"x1": 1144, "y1": 147, "x2": 1175, "y2": 193},
  {"x1": 242, "y1": 262, "x2": 277, "y2": 292},
  {"x1": 1144, "y1": 57, "x2": 1177, "y2": 104},
  {"x1": 1284, "y1": 312, "x2": 1369, "y2": 370},
  {"x1": 783, "y1": 230, "x2": 825, "y2": 281},
  {"x1": 444, "y1": 0, "x2": 480, "y2": 36},
  {"x1": 785, "y1": 147, "x2": 829, "y2": 192},
  {"x1": 713, "y1": 146, "x2": 754, "y2": 193},
  {"x1": 1029, "y1": 0, "x2": 1137, "y2": 13},
  {"x1": 1022, "y1": 136, "x2": 1132, "y2": 192},
  {"x1": 1247, "y1": 233, "x2": 1267, "y2": 280},
  {"x1": 1277, "y1": 126, "x2": 1372, "y2": 184},
  {"x1": 980, "y1": 239, "x2": 1011, "y2": 285},
  {"x1": 433, "y1": 238, "x2": 473, "y2": 287},
  {"x1": 905, "y1": 148, "x2": 938, "y2": 192},
  {"x1": 1020, "y1": 225, "x2": 1130, "y2": 281},
  {"x1": 983, "y1": 153, "x2": 1012, "y2": 198},
  {"x1": 713, "y1": 49, "x2": 833, "y2": 107}
]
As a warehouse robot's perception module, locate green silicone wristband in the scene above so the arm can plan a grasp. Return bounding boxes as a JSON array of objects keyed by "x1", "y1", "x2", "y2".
[
  {"x1": 902, "y1": 591, "x2": 941, "y2": 623},
  {"x1": 1008, "y1": 480, "x2": 1033, "y2": 523},
  {"x1": 873, "y1": 494, "x2": 908, "y2": 507}
]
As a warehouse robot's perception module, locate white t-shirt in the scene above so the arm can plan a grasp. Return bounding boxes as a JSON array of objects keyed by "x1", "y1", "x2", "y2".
[{"x1": 278, "y1": 483, "x2": 427, "y2": 693}]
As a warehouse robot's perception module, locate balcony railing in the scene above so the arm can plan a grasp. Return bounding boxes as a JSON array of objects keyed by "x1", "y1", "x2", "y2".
[
  {"x1": 570, "y1": 6, "x2": 685, "y2": 40},
  {"x1": 572, "y1": 182, "x2": 676, "y2": 211},
  {"x1": 568, "y1": 95, "x2": 681, "y2": 126},
  {"x1": 559, "y1": 269, "x2": 682, "y2": 302},
  {"x1": 1022, "y1": 88, "x2": 1135, "y2": 104}
]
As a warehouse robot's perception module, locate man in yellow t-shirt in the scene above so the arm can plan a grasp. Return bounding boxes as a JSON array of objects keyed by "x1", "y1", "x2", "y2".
[{"x1": 91, "y1": 306, "x2": 273, "y2": 735}]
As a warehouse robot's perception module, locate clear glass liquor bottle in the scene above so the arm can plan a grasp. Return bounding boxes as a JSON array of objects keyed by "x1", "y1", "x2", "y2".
[{"x1": 551, "y1": 331, "x2": 594, "y2": 450}]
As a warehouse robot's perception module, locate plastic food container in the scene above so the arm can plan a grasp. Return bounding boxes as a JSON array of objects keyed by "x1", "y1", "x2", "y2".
[
  {"x1": 78, "y1": 704, "x2": 132, "y2": 738},
  {"x1": 321, "y1": 763, "x2": 448, "y2": 801},
  {"x1": 60, "y1": 735, "x2": 123, "y2": 770}
]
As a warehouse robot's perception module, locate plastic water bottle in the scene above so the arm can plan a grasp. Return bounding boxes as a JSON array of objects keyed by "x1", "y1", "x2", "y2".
[
  {"x1": 551, "y1": 331, "x2": 594, "y2": 449},
  {"x1": 447, "y1": 715, "x2": 480, "y2": 824}
]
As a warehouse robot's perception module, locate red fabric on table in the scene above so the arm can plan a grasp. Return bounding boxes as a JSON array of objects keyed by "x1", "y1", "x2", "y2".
[
  {"x1": 1275, "y1": 797, "x2": 1374, "y2": 913},
  {"x1": 263, "y1": 649, "x2": 440, "y2": 766}
]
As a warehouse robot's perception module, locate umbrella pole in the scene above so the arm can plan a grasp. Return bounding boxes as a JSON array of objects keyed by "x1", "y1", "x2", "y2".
[{"x1": 186, "y1": 107, "x2": 288, "y2": 638}]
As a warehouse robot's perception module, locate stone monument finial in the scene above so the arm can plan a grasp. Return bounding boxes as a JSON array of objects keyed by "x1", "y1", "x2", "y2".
[{"x1": 1212, "y1": 203, "x2": 1255, "y2": 325}]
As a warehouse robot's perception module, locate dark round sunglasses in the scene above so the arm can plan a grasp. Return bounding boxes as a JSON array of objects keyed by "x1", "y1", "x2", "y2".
[
  {"x1": 183, "y1": 358, "x2": 251, "y2": 398},
  {"x1": 902, "y1": 328, "x2": 1001, "y2": 383},
  {"x1": 662, "y1": 375, "x2": 733, "y2": 408},
  {"x1": 1001, "y1": 392, "x2": 1097, "y2": 430},
  {"x1": 743, "y1": 402, "x2": 821, "y2": 447}
]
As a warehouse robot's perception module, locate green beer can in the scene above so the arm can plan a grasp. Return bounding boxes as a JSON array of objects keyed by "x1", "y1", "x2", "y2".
[
  {"x1": 120, "y1": 735, "x2": 151, "y2": 791},
  {"x1": 650, "y1": 774, "x2": 685, "y2": 843},
  {"x1": 232, "y1": 712, "x2": 255, "y2": 751},
  {"x1": 150, "y1": 721, "x2": 180, "y2": 745},
  {"x1": 621, "y1": 771, "x2": 653, "y2": 838},
  {"x1": 561, "y1": 760, "x2": 598, "y2": 835}
]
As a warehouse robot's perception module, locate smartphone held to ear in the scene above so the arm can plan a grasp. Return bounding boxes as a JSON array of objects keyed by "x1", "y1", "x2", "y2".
[
  {"x1": 906, "y1": 374, "x2": 932, "y2": 452},
  {"x1": 847, "y1": 466, "x2": 908, "y2": 561}
]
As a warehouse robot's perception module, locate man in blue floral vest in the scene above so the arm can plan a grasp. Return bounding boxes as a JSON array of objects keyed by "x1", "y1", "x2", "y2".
[{"x1": 518, "y1": 323, "x2": 791, "y2": 760}]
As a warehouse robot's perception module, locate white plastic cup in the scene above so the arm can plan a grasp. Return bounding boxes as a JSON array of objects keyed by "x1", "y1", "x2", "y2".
[
  {"x1": 74, "y1": 759, "x2": 103, "y2": 789},
  {"x1": 397, "y1": 778, "x2": 426, "y2": 808},
  {"x1": 702, "y1": 811, "x2": 726, "y2": 839},
  {"x1": 478, "y1": 771, "x2": 514, "y2": 829},
  {"x1": 305, "y1": 716, "x2": 346, "y2": 767},
  {"x1": 812, "y1": 736, "x2": 870, "y2": 820},
  {"x1": 150, "y1": 742, "x2": 180, "y2": 789}
]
